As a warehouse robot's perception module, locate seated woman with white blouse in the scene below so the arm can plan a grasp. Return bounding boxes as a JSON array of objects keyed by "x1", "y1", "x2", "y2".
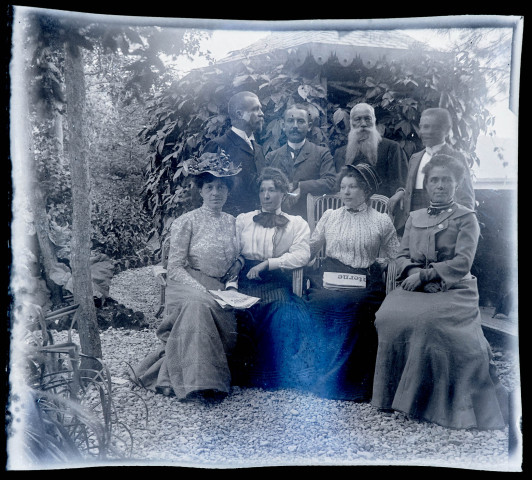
[
  {"x1": 230, "y1": 167, "x2": 316, "y2": 391},
  {"x1": 304, "y1": 163, "x2": 399, "y2": 401}
]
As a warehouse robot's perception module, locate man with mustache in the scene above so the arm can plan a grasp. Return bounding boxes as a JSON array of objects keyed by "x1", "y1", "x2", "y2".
[
  {"x1": 388, "y1": 107, "x2": 476, "y2": 232},
  {"x1": 265, "y1": 103, "x2": 336, "y2": 219},
  {"x1": 334, "y1": 103, "x2": 409, "y2": 214},
  {"x1": 203, "y1": 91, "x2": 267, "y2": 216}
]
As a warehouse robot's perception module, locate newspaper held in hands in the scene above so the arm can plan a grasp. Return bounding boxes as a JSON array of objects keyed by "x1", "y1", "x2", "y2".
[
  {"x1": 209, "y1": 290, "x2": 260, "y2": 309},
  {"x1": 323, "y1": 272, "x2": 366, "y2": 290}
]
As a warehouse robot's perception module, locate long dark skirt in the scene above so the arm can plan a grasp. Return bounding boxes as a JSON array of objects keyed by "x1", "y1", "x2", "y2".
[
  {"x1": 229, "y1": 261, "x2": 317, "y2": 391},
  {"x1": 303, "y1": 258, "x2": 385, "y2": 401}
]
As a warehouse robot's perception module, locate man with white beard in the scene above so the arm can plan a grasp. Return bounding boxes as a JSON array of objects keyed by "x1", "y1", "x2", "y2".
[{"x1": 333, "y1": 103, "x2": 408, "y2": 210}]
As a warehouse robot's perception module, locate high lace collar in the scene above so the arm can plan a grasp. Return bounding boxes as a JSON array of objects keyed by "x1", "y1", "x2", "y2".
[{"x1": 201, "y1": 204, "x2": 224, "y2": 216}]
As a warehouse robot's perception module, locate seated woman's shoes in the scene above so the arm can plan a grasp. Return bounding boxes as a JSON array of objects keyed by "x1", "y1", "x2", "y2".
[
  {"x1": 183, "y1": 389, "x2": 227, "y2": 404},
  {"x1": 156, "y1": 386, "x2": 175, "y2": 397}
]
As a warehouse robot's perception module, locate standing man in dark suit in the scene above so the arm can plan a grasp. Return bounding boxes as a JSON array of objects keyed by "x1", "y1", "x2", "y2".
[
  {"x1": 265, "y1": 103, "x2": 336, "y2": 219},
  {"x1": 203, "y1": 91, "x2": 266, "y2": 216},
  {"x1": 334, "y1": 103, "x2": 408, "y2": 205},
  {"x1": 388, "y1": 107, "x2": 476, "y2": 232}
]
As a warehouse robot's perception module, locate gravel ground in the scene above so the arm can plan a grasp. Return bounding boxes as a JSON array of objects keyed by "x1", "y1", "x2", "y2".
[{"x1": 54, "y1": 266, "x2": 522, "y2": 471}]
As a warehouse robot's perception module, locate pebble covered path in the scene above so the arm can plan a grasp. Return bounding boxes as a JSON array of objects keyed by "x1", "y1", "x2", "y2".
[{"x1": 54, "y1": 266, "x2": 522, "y2": 471}]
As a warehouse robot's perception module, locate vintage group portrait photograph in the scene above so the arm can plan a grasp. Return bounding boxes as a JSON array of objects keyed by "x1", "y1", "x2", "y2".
[{"x1": 6, "y1": 6, "x2": 522, "y2": 472}]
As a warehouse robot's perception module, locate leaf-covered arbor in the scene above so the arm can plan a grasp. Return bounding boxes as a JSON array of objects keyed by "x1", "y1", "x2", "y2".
[{"x1": 140, "y1": 29, "x2": 503, "y2": 242}]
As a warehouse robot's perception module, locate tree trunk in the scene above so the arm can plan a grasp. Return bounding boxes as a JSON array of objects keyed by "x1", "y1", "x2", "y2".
[
  {"x1": 32, "y1": 185, "x2": 64, "y2": 305},
  {"x1": 64, "y1": 42, "x2": 102, "y2": 368}
]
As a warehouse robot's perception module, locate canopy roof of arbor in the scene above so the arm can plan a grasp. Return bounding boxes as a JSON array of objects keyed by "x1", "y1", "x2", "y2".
[{"x1": 216, "y1": 29, "x2": 439, "y2": 71}]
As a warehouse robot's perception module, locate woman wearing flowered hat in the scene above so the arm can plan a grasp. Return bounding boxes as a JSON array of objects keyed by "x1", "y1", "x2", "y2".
[
  {"x1": 304, "y1": 162, "x2": 399, "y2": 402},
  {"x1": 130, "y1": 151, "x2": 243, "y2": 403}
]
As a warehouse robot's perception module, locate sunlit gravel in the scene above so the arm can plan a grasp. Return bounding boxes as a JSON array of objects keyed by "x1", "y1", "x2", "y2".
[{"x1": 52, "y1": 266, "x2": 521, "y2": 471}]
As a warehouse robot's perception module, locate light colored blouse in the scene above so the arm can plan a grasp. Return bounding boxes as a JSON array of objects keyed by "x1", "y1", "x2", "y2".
[
  {"x1": 166, "y1": 206, "x2": 239, "y2": 291},
  {"x1": 235, "y1": 209, "x2": 311, "y2": 271},
  {"x1": 310, "y1": 204, "x2": 399, "y2": 269}
]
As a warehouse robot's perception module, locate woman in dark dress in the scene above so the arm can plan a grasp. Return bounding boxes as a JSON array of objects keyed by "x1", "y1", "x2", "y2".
[
  {"x1": 304, "y1": 163, "x2": 399, "y2": 401},
  {"x1": 230, "y1": 167, "x2": 316, "y2": 391},
  {"x1": 371, "y1": 154, "x2": 509, "y2": 429}
]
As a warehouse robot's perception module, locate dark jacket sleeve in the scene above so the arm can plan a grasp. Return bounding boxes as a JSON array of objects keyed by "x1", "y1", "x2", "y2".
[
  {"x1": 456, "y1": 168, "x2": 476, "y2": 211},
  {"x1": 379, "y1": 140, "x2": 409, "y2": 197},
  {"x1": 430, "y1": 212, "x2": 480, "y2": 288}
]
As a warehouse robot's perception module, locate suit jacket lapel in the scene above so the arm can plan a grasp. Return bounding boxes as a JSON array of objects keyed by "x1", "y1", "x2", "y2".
[
  {"x1": 407, "y1": 150, "x2": 425, "y2": 189},
  {"x1": 293, "y1": 141, "x2": 311, "y2": 167},
  {"x1": 227, "y1": 129, "x2": 254, "y2": 155}
]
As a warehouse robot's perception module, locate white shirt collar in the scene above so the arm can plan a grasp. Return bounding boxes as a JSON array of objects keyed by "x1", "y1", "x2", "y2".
[
  {"x1": 287, "y1": 139, "x2": 306, "y2": 150},
  {"x1": 231, "y1": 126, "x2": 255, "y2": 144},
  {"x1": 425, "y1": 142, "x2": 446, "y2": 156}
]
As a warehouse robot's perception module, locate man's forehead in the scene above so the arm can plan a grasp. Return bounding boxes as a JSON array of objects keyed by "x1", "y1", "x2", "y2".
[
  {"x1": 242, "y1": 95, "x2": 260, "y2": 109},
  {"x1": 420, "y1": 113, "x2": 444, "y2": 123},
  {"x1": 352, "y1": 105, "x2": 372, "y2": 116},
  {"x1": 285, "y1": 108, "x2": 309, "y2": 119},
  {"x1": 427, "y1": 169, "x2": 454, "y2": 179}
]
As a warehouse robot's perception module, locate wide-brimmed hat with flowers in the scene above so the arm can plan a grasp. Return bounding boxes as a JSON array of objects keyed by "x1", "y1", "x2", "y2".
[{"x1": 183, "y1": 150, "x2": 241, "y2": 178}]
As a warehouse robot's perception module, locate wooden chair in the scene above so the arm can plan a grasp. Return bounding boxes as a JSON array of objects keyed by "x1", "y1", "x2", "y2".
[
  {"x1": 153, "y1": 236, "x2": 171, "y2": 318},
  {"x1": 154, "y1": 232, "x2": 305, "y2": 317},
  {"x1": 305, "y1": 192, "x2": 398, "y2": 295}
]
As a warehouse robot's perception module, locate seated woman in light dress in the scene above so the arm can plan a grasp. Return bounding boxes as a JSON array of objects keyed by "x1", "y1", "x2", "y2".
[
  {"x1": 371, "y1": 154, "x2": 509, "y2": 429},
  {"x1": 304, "y1": 163, "x2": 399, "y2": 401},
  {"x1": 130, "y1": 152, "x2": 242, "y2": 403},
  {"x1": 229, "y1": 167, "x2": 316, "y2": 391}
]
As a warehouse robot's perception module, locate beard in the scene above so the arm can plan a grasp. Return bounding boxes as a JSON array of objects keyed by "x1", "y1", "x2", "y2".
[{"x1": 345, "y1": 126, "x2": 381, "y2": 166}]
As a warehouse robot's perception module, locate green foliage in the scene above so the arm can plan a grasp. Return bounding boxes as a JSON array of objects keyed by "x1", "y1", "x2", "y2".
[
  {"x1": 47, "y1": 252, "x2": 116, "y2": 301},
  {"x1": 91, "y1": 196, "x2": 152, "y2": 261},
  {"x1": 23, "y1": 10, "x2": 211, "y2": 267},
  {"x1": 140, "y1": 58, "x2": 334, "y2": 240},
  {"x1": 140, "y1": 45, "x2": 496, "y2": 240}
]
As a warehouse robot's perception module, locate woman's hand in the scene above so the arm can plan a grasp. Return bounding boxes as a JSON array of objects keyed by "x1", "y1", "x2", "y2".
[
  {"x1": 423, "y1": 282, "x2": 442, "y2": 293},
  {"x1": 221, "y1": 259, "x2": 243, "y2": 284},
  {"x1": 401, "y1": 272, "x2": 422, "y2": 291},
  {"x1": 247, "y1": 261, "x2": 269, "y2": 280}
]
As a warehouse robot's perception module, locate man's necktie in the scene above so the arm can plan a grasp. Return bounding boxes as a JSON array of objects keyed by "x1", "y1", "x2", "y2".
[{"x1": 288, "y1": 146, "x2": 300, "y2": 159}]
